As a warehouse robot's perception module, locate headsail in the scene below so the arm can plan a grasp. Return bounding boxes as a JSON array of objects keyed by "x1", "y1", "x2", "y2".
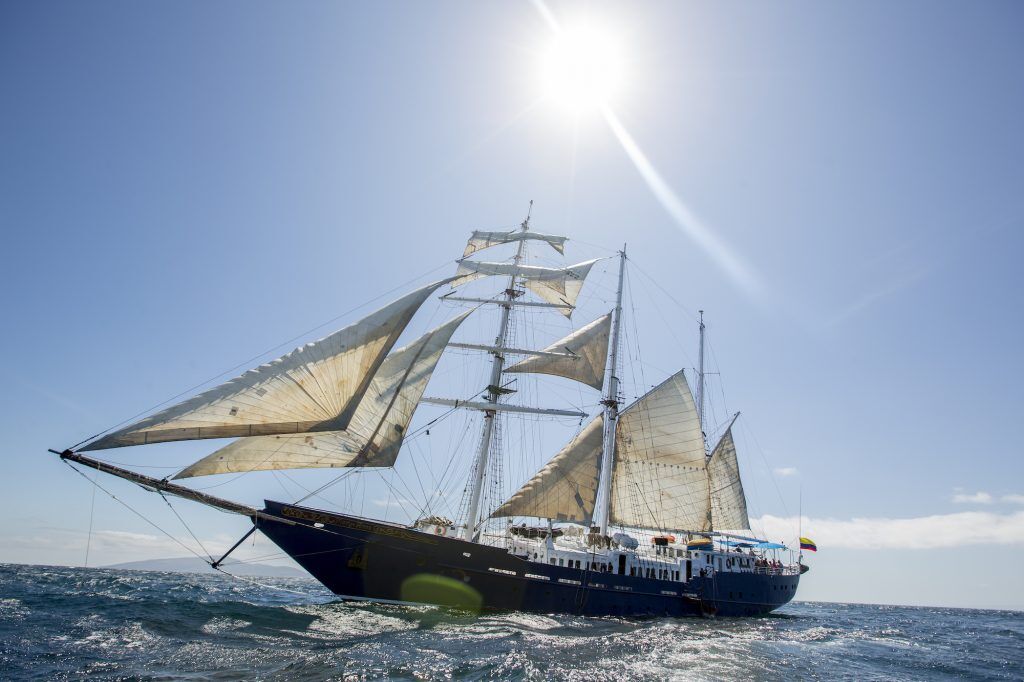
[
  {"x1": 609, "y1": 370, "x2": 711, "y2": 532},
  {"x1": 490, "y1": 416, "x2": 604, "y2": 523},
  {"x1": 82, "y1": 281, "x2": 449, "y2": 451},
  {"x1": 463, "y1": 230, "x2": 566, "y2": 258},
  {"x1": 451, "y1": 260, "x2": 598, "y2": 314},
  {"x1": 173, "y1": 313, "x2": 470, "y2": 478},
  {"x1": 504, "y1": 313, "x2": 611, "y2": 391},
  {"x1": 707, "y1": 417, "x2": 750, "y2": 530}
]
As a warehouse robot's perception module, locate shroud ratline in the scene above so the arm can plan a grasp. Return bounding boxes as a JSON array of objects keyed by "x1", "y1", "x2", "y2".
[{"x1": 52, "y1": 211, "x2": 806, "y2": 617}]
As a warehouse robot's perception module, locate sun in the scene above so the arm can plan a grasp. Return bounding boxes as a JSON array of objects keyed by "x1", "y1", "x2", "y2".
[{"x1": 541, "y1": 26, "x2": 623, "y2": 113}]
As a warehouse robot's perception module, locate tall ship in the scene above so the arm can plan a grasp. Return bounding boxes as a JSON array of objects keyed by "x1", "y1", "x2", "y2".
[{"x1": 51, "y1": 209, "x2": 805, "y2": 617}]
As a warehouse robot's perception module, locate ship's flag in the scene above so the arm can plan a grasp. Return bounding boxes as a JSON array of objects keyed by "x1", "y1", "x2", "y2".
[{"x1": 799, "y1": 537, "x2": 817, "y2": 552}]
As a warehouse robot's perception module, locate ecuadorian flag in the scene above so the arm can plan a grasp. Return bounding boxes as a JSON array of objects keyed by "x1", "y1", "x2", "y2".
[{"x1": 799, "y1": 537, "x2": 817, "y2": 552}]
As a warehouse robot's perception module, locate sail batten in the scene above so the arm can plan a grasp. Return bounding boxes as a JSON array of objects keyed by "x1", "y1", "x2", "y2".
[
  {"x1": 491, "y1": 416, "x2": 604, "y2": 522},
  {"x1": 504, "y1": 313, "x2": 611, "y2": 390},
  {"x1": 173, "y1": 312, "x2": 470, "y2": 478},
  {"x1": 83, "y1": 281, "x2": 450, "y2": 452}
]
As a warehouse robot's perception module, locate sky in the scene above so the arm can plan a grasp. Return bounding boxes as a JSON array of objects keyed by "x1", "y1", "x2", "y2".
[{"x1": 2, "y1": 0, "x2": 1023, "y2": 610}]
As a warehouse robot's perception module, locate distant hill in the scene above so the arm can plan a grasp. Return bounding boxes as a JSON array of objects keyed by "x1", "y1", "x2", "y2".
[{"x1": 104, "y1": 557, "x2": 308, "y2": 578}]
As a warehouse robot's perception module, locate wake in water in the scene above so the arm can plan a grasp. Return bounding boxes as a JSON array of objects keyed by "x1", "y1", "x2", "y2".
[{"x1": 0, "y1": 563, "x2": 1020, "y2": 680}]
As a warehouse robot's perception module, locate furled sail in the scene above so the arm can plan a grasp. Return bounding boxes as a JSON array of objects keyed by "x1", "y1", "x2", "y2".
[
  {"x1": 173, "y1": 313, "x2": 470, "y2": 478},
  {"x1": 610, "y1": 370, "x2": 712, "y2": 532},
  {"x1": 451, "y1": 259, "x2": 598, "y2": 314},
  {"x1": 490, "y1": 416, "x2": 604, "y2": 522},
  {"x1": 707, "y1": 418, "x2": 750, "y2": 530},
  {"x1": 463, "y1": 230, "x2": 567, "y2": 258},
  {"x1": 82, "y1": 281, "x2": 449, "y2": 451},
  {"x1": 504, "y1": 313, "x2": 611, "y2": 390}
]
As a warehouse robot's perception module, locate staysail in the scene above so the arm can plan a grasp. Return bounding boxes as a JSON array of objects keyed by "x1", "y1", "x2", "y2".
[
  {"x1": 462, "y1": 230, "x2": 566, "y2": 258},
  {"x1": 504, "y1": 313, "x2": 611, "y2": 390},
  {"x1": 451, "y1": 260, "x2": 598, "y2": 313},
  {"x1": 609, "y1": 370, "x2": 712, "y2": 532},
  {"x1": 82, "y1": 281, "x2": 449, "y2": 451},
  {"x1": 173, "y1": 313, "x2": 469, "y2": 478},
  {"x1": 707, "y1": 417, "x2": 750, "y2": 530},
  {"x1": 490, "y1": 416, "x2": 604, "y2": 522}
]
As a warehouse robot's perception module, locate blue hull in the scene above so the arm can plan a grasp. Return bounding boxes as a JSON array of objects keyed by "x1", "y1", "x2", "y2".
[{"x1": 258, "y1": 500, "x2": 799, "y2": 618}]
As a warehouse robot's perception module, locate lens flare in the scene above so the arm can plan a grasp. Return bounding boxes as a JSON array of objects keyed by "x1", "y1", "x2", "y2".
[{"x1": 542, "y1": 27, "x2": 623, "y2": 113}]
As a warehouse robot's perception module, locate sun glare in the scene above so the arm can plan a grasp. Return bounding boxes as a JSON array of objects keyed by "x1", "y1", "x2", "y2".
[{"x1": 542, "y1": 27, "x2": 623, "y2": 113}]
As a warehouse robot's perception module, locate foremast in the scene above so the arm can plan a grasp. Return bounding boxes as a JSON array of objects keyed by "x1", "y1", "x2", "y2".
[
  {"x1": 596, "y1": 247, "x2": 626, "y2": 537},
  {"x1": 462, "y1": 210, "x2": 531, "y2": 541}
]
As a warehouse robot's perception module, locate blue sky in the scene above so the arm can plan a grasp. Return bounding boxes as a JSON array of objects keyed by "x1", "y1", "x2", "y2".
[{"x1": 2, "y1": 1, "x2": 1023, "y2": 609}]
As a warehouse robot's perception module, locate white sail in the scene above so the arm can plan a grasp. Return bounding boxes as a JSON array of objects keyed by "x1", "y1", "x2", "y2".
[
  {"x1": 707, "y1": 420, "x2": 750, "y2": 531},
  {"x1": 504, "y1": 313, "x2": 611, "y2": 390},
  {"x1": 610, "y1": 371, "x2": 711, "y2": 532},
  {"x1": 173, "y1": 313, "x2": 470, "y2": 478},
  {"x1": 463, "y1": 230, "x2": 566, "y2": 258},
  {"x1": 490, "y1": 416, "x2": 604, "y2": 522},
  {"x1": 82, "y1": 281, "x2": 449, "y2": 451},
  {"x1": 451, "y1": 259, "x2": 598, "y2": 314}
]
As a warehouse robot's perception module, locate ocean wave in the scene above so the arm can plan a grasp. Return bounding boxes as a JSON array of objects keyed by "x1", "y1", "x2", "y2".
[{"x1": 0, "y1": 563, "x2": 1021, "y2": 681}]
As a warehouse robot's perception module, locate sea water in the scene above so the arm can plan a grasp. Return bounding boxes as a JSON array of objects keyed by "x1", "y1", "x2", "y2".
[{"x1": 0, "y1": 563, "x2": 1020, "y2": 680}]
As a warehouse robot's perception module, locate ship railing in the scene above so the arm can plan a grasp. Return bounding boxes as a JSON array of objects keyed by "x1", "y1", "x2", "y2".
[{"x1": 753, "y1": 565, "x2": 801, "y2": 576}]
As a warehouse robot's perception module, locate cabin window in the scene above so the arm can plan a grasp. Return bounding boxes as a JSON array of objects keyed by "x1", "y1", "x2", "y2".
[
  {"x1": 630, "y1": 567, "x2": 636, "y2": 576},
  {"x1": 558, "y1": 559, "x2": 564, "y2": 566},
  {"x1": 575, "y1": 560, "x2": 581, "y2": 569},
  {"x1": 549, "y1": 558, "x2": 556, "y2": 565}
]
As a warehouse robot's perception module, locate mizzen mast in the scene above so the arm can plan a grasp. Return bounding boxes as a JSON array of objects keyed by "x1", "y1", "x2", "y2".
[
  {"x1": 462, "y1": 204, "x2": 532, "y2": 541},
  {"x1": 696, "y1": 309, "x2": 708, "y2": 452}
]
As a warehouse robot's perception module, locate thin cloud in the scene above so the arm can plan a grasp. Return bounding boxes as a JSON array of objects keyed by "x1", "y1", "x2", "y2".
[
  {"x1": 1002, "y1": 494, "x2": 1024, "y2": 505},
  {"x1": 774, "y1": 467, "x2": 799, "y2": 477},
  {"x1": 823, "y1": 265, "x2": 930, "y2": 328},
  {"x1": 952, "y1": 491, "x2": 993, "y2": 504},
  {"x1": 755, "y1": 511, "x2": 1024, "y2": 550}
]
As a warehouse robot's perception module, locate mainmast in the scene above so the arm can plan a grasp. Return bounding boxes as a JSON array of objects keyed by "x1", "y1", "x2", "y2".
[
  {"x1": 597, "y1": 247, "x2": 626, "y2": 537},
  {"x1": 463, "y1": 205, "x2": 531, "y2": 541},
  {"x1": 696, "y1": 310, "x2": 707, "y2": 452}
]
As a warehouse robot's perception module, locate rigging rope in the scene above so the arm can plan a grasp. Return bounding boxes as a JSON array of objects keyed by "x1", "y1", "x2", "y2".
[
  {"x1": 158, "y1": 491, "x2": 214, "y2": 562},
  {"x1": 63, "y1": 460, "x2": 212, "y2": 565},
  {"x1": 83, "y1": 469, "x2": 97, "y2": 568}
]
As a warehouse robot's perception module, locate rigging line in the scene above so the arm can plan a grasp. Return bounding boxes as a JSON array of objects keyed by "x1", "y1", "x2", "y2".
[
  {"x1": 628, "y1": 258, "x2": 702, "y2": 326},
  {"x1": 158, "y1": 491, "x2": 214, "y2": 562},
  {"x1": 83, "y1": 469, "x2": 97, "y2": 568},
  {"x1": 739, "y1": 419, "x2": 790, "y2": 518},
  {"x1": 63, "y1": 460, "x2": 211, "y2": 564},
  {"x1": 210, "y1": 566, "x2": 319, "y2": 597},
  {"x1": 67, "y1": 259, "x2": 455, "y2": 451}
]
